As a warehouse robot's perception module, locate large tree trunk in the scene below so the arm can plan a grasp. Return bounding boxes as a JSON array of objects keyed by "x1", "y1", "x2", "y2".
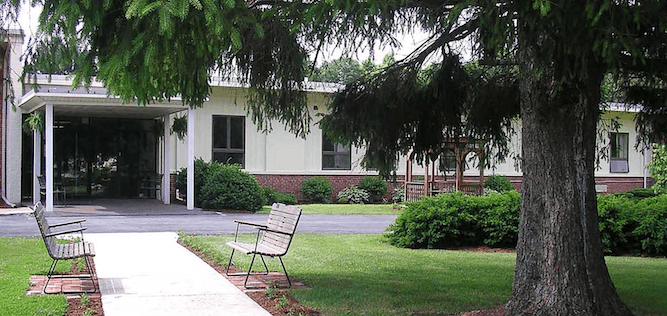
[{"x1": 505, "y1": 33, "x2": 634, "y2": 315}]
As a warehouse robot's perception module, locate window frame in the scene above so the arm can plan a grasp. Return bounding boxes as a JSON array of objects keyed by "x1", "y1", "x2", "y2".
[
  {"x1": 322, "y1": 137, "x2": 352, "y2": 170},
  {"x1": 212, "y1": 115, "x2": 245, "y2": 167},
  {"x1": 609, "y1": 132, "x2": 629, "y2": 173}
]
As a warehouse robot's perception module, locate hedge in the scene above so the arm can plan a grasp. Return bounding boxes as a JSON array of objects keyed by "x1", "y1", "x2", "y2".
[
  {"x1": 388, "y1": 190, "x2": 667, "y2": 256},
  {"x1": 300, "y1": 177, "x2": 333, "y2": 203},
  {"x1": 199, "y1": 164, "x2": 263, "y2": 212},
  {"x1": 261, "y1": 186, "x2": 298, "y2": 206},
  {"x1": 387, "y1": 191, "x2": 520, "y2": 249}
]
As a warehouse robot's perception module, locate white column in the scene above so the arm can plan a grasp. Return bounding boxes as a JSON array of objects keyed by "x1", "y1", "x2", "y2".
[
  {"x1": 45, "y1": 104, "x2": 54, "y2": 212},
  {"x1": 33, "y1": 129, "x2": 41, "y2": 206},
  {"x1": 187, "y1": 109, "x2": 195, "y2": 210},
  {"x1": 162, "y1": 114, "x2": 171, "y2": 204}
]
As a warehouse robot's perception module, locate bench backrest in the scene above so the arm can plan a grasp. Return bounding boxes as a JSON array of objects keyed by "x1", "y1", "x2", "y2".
[
  {"x1": 33, "y1": 202, "x2": 58, "y2": 259},
  {"x1": 261, "y1": 203, "x2": 302, "y2": 256}
]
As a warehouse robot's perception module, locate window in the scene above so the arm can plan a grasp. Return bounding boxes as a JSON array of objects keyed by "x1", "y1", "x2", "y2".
[
  {"x1": 610, "y1": 132, "x2": 629, "y2": 173},
  {"x1": 322, "y1": 138, "x2": 351, "y2": 170},
  {"x1": 213, "y1": 116, "x2": 245, "y2": 167}
]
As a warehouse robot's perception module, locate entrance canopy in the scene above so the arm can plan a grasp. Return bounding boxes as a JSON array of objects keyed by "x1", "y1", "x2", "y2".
[
  {"x1": 17, "y1": 75, "x2": 194, "y2": 211},
  {"x1": 19, "y1": 84, "x2": 186, "y2": 119}
]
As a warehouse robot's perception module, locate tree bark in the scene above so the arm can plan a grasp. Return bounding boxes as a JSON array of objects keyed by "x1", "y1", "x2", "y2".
[{"x1": 505, "y1": 30, "x2": 634, "y2": 316}]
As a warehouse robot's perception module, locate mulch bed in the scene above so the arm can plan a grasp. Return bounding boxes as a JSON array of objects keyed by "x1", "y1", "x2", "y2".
[{"x1": 65, "y1": 259, "x2": 104, "y2": 316}]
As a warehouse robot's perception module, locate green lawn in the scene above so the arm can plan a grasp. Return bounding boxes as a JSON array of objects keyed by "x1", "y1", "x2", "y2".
[
  {"x1": 259, "y1": 203, "x2": 403, "y2": 215},
  {"x1": 0, "y1": 237, "x2": 72, "y2": 316},
  {"x1": 181, "y1": 233, "x2": 667, "y2": 316}
]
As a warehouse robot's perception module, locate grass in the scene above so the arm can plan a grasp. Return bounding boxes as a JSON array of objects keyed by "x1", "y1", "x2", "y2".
[
  {"x1": 181, "y1": 233, "x2": 667, "y2": 316},
  {"x1": 258, "y1": 203, "x2": 403, "y2": 215},
  {"x1": 0, "y1": 237, "x2": 72, "y2": 316}
]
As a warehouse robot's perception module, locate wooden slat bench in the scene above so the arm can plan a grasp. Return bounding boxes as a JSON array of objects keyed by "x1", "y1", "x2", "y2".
[
  {"x1": 33, "y1": 202, "x2": 97, "y2": 294},
  {"x1": 225, "y1": 203, "x2": 302, "y2": 288}
]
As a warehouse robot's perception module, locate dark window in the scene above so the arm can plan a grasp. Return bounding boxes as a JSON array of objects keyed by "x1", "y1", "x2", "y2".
[
  {"x1": 610, "y1": 132, "x2": 629, "y2": 173},
  {"x1": 322, "y1": 138, "x2": 351, "y2": 170},
  {"x1": 213, "y1": 116, "x2": 245, "y2": 167}
]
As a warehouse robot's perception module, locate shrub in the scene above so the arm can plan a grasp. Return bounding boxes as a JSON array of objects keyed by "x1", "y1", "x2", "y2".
[
  {"x1": 387, "y1": 193, "x2": 481, "y2": 248},
  {"x1": 261, "y1": 186, "x2": 298, "y2": 205},
  {"x1": 300, "y1": 177, "x2": 333, "y2": 203},
  {"x1": 387, "y1": 192, "x2": 522, "y2": 249},
  {"x1": 617, "y1": 187, "x2": 663, "y2": 200},
  {"x1": 633, "y1": 195, "x2": 667, "y2": 256},
  {"x1": 274, "y1": 192, "x2": 298, "y2": 205},
  {"x1": 597, "y1": 194, "x2": 636, "y2": 255},
  {"x1": 387, "y1": 189, "x2": 667, "y2": 256},
  {"x1": 597, "y1": 192, "x2": 667, "y2": 256},
  {"x1": 175, "y1": 158, "x2": 223, "y2": 207},
  {"x1": 337, "y1": 186, "x2": 370, "y2": 204},
  {"x1": 357, "y1": 176, "x2": 389, "y2": 202},
  {"x1": 478, "y1": 191, "x2": 521, "y2": 247},
  {"x1": 483, "y1": 175, "x2": 515, "y2": 192},
  {"x1": 199, "y1": 164, "x2": 263, "y2": 212},
  {"x1": 392, "y1": 187, "x2": 405, "y2": 204}
]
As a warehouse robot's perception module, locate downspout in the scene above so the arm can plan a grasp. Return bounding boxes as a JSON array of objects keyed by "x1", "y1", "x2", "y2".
[{"x1": 643, "y1": 145, "x2": 649, "y2": 189}]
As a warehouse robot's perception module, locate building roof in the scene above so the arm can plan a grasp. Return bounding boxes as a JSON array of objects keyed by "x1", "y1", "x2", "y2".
[{"x1": 18, "y1": 74, "x2": 342, "y2": 119}]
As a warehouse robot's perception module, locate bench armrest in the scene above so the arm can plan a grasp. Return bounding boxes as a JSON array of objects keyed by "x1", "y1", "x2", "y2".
[
  {"x1": 48, "y1": 219, "x2": 86, "y2": 228},
  {"x1": 260, "y1": 227, "x2": 294, "y2": 236},
  {"x1": 44, "y1": 227, "x2": 87, "y2": 238},
  {"x1": 233, "y1": 220, "x2": 268, "y2": 229}
]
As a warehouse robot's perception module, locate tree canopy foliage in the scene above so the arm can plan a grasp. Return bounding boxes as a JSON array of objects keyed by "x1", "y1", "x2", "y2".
[{"x1": 17, "y1": 1, "x2": 667, "y2": 314}]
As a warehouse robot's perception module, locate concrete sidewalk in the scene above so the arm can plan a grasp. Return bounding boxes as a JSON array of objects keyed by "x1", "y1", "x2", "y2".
[{"x1": 86, "y1": 232, "x2": 272, "y2": 316}]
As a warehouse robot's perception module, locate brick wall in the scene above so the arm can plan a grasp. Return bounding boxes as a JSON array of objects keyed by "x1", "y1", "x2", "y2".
[
  {"x1": 594, "y1": 177, "x2": 654, "y2": 194},
  {"x1": 254, "y1": 174, "x2": 367, "y2": 201},
  {"x1": 168, "y1": 172, "x2": 653, "y2": 203}
]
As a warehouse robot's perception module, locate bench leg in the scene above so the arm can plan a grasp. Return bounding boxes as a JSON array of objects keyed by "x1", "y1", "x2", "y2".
[
  {"x1": 84, "y1": 255, "x2": 99, "y2": 293},
  {"x1": 278, "y1": 257, "x2": 292, "y2": 287},
  {"x1": 43, "y1": 257, "x2": 98, "y2": 294},
  {"x1": 43, "y1": 259, "x2": 60, "y2": 294},
  {"x1": 243, "y1": 253, "x2": 259, "y2": 288},
  {"x1": 225, "y1": 249, "x2": 236, "y2": 275}
]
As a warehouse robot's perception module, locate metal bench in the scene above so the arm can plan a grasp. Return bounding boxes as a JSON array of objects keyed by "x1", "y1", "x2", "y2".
[
  {"x1": 225, "y1": 203, "x2": 302, "y2": 288},
  {"x1": 33, "y1": 202, "x2": 97, "y2": 293}
]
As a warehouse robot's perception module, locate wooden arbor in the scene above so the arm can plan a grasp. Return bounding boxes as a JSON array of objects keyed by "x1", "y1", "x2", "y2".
[{"x1": 404, "y1": 140, "x2": 485, "y2": 202}]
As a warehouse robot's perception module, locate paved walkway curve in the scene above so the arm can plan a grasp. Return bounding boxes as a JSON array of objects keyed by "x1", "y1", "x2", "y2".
[{"x1": 86, "y1": 232, "x2": 272, "y2": 316}]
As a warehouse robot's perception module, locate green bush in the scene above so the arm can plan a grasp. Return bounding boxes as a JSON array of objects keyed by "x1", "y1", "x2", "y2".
[
  {"x1": 261, "y1": 186, "x2": 298, "y2": 205},
  {"x1": 357, "y1": 176, "x2": 389, "y2": 202},
  {"x1": 387, "y1": 189, "x2": 667, "y2": 256},
  {"x1": 387, "y1": 192, "x2": 520, "y2": 249},
  {"x1": 199, "y1": 164, "x2": 263, "y2": 212},
  {"x1": 337, "y1": 186, "x2": 370, "y2": 204},
  {"x1": 478, "y1": 191, "x2": 521, "y2": 247},
  {"x1": 300, "y1": 177, "x2": 333, "y2": 203},
  {"x1": 597, "y1": 193, "x2": 667, "y2": 256},
  {"x1": 597, "y1": 194, "x2": 636, "y2": 254},
  {"x1": 633, "y1": 195, "x2": 667, "y2": 255},
  {"x1": 175, "y1": 158, "x2": 223, "y2": 207},
  {"x1": 392, "y1": 187, "x2": 405, "y2": 204},
  {"x1": 617, "y1": 187, "x2": 663, "y2": 199},
  {"x1": 483, "y1": 175, "x2": 515, "y2": 192}
]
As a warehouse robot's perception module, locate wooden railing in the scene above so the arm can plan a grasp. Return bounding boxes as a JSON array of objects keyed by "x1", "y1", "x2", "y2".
[
  {"x1": 405, "y1": 182, "x2": 425, "y2": 202},
  {"x1": 404, "y1": 181, "x2": 481, "y2": 202},
  {"x1": 459, "y1": 183, "x2": 482, "y2": 195}
]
